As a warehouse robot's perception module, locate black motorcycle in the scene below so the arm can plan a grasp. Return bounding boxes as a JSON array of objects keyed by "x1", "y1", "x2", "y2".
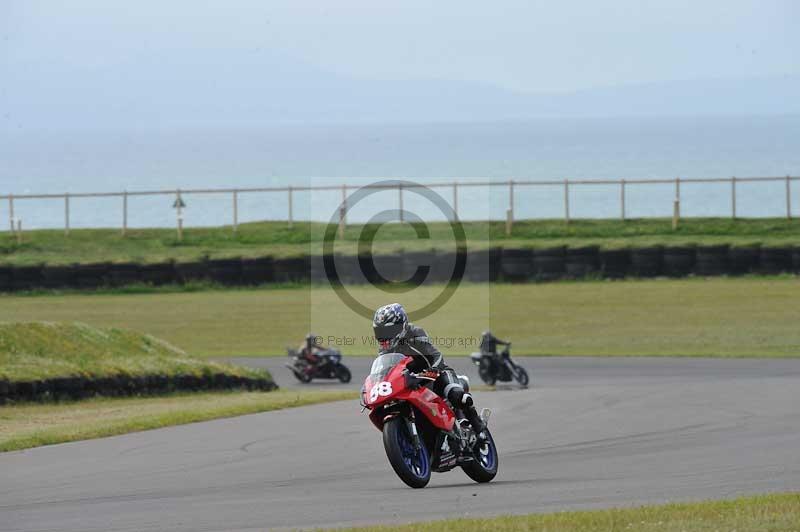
[
  {"x1": 286, "y1": 347, "x2": 352, "y2": 383},
  {"x1": 470, "y1": 344, "x2": 529, "y2": 387}
]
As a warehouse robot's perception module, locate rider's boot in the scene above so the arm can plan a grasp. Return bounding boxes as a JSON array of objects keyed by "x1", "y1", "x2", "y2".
[
  {"x1": 448, "y1": 387, "x2": 487, "y2": 441},
  {"x1": 439, "y1": 370, "x2": 488, "y2": 442}
]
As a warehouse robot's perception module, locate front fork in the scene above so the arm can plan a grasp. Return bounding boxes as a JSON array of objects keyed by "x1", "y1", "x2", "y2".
[{"x1": 407, "y1": 409, "x2": 422, "y2": 451}]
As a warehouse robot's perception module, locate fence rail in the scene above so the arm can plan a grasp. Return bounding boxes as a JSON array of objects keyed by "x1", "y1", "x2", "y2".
[{"x1": 2, "y1": 176, "x2": 798, "y2": 238}]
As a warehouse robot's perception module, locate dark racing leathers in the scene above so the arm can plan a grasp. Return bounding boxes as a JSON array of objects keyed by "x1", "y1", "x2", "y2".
[
  {"x1": 380, "y1": 324, "x2": 485, "y2": 437},
  {"x1": 480, "y1": 333, "x2": 509, "y2": 359}
]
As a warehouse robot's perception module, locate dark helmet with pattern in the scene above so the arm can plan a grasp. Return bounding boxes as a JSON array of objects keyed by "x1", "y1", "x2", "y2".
[{"x1": 373, "y1": 303, "x2": 408, "y2": 349}]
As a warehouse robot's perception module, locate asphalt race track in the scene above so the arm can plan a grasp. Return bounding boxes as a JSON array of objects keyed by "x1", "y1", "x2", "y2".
[{"x1": 2, "y1": 357, "x2": 799, "y2": 531}]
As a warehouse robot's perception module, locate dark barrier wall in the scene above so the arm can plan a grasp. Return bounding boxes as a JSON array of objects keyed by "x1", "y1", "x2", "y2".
[
  {"x1": 140, "y1": 262, "x2": 177, "y2": 286},
  {"x1": 630, "y1": 247, "x2": 662, "y2": 277},
  {"x1": 729, "y1": 246, "x2": 760, "y2": 275},
  {"x1": 1, "y1": 244, "x2": 799, "y2": 293},
  {"x1": 176, "y1": 260, "x2": 208, "y2": 283},
  {"x1": 0, "y1": 266, "x2": 12, "y2": 291},
  {"x1": 273, "y1": 256, "x2": 310, "y2": 283},
  {"x1": 464, "y1": 248, "x2": 500, "y2": 282},
  {"x1": 11, "y1": 265, "x2": 44, "y2": 291},
  {"x1": 241, "y1": 257, "x2": 274, "y2": 285},
  {"x1": 662, "y1": 246, "x2": 695, "y2": 277},
  {"x1": 533, "y1": 247, "x2": 566, "y2": 280},
  {"x1": 599, "y1": 249, "x2": 630, "y2": 278},
  {"x1": 500, "y1": 248, "x2": 533, "y2": 281},
  {"x1": 208, "y1": 258, "x2": 243, "y2": 286},
  {"x1": 695, "y1": 245, "x2": 729, "y2": 276},
  {"x1": 108, "y1": 263, "x2": 140, "y2": 287},
  {"x1": 565, "y1": 246, "x2": 599, "y2": 279},
  {"x1": 0, "y1": 373, "x2": 277, "y2": 404},
  {"x1": 759, "y1": 247, "x2": 793, "y2": 274}
]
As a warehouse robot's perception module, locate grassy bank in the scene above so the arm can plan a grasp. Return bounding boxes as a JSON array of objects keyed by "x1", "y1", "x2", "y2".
[
  {"x1": 0, "y1": 322, "x2": 272, "y2": 388},
  {"x1": 1, "y1": 218, "x2": 798, "y2": 266},
  {"x1": 0, "y1": 389, "x2": 357, "y2": 452},
  {"x1": 2, "y1": 278, "x2": 798, "y2": 357},
  {"x1": 341, "y1": 493, "x2": 800, "y2": 532}
]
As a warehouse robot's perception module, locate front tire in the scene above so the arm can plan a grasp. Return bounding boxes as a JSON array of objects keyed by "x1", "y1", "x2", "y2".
[
  {"x1": 382, "y1": 418, "x2": 431, "y2": 488},
  {"x1": 335, "y1": 365, "x2": 352, "y2": 383},
  {"x1": 461, "y1": 428, "x2": 499, "y2": 483},
  {"x1": 514, "y1": 366, "x2": 529, "y2": 387}
]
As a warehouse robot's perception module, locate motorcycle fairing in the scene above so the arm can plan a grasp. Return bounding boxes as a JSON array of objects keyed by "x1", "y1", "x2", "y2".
[{"x1": 364, "y1": 355, "x2": 455, "y2": 432}]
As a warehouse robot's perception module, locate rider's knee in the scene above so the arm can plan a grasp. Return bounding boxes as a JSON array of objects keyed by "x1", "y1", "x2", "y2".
[{"x1": 444, "y1": 383, "x2": 473, "y2": 407}]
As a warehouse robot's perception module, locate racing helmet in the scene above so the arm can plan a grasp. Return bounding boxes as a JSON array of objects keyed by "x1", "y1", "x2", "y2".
[
  {"x1": 373, "y1": 303, "x2": 408, "y2": 349},
  {"x1": 305, "y1": 333, "x2": 317, "y2": 348}
]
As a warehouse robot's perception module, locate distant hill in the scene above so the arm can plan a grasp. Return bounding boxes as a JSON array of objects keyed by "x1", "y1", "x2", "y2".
[{"x1": 2, "y1": 47, "x2": 798, "y2": 128}]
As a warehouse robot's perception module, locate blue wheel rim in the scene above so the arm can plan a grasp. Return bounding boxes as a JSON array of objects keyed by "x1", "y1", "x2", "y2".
[
  {"x1": 477, "y1": 435, "x2": 496, "y2": 470},
  {"x1": 397, "y1": 425, "x2": 429, "y2": 479}
]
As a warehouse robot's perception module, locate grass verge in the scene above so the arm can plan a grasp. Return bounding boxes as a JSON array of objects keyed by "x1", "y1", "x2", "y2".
[
  {"x1": 339, "y1": 492, "x2": 800, "y2": 532},
  {"x1": 0, "y1": 322, "x2": 270, "y2": 383},
  {"x1": 1, "y1": 278, "x2": 798, "y2": 357},
  {"x1": 1, "y1": 218, "x2": 798, "y2": 266},
  {"x1": 0, "y1": 389, "x2": 357, "y2": 452}
]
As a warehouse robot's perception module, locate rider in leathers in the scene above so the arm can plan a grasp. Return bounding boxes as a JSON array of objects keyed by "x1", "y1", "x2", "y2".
[
  {"x1": 373, "y1": 303, "x2": 486, "y2": 440},
  {"x1": 480, "y1": 330, "x2": 510, "y2": 361}
]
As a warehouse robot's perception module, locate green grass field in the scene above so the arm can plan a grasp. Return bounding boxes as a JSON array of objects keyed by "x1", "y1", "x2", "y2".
[
  {"x1": 1, "y1": 218, "x2": 798, "y2": 266},
  {"x1": 0, "y1": 389, "x2": 357, "y2": 452},
  {"x1": 0, "y1": 322, "x2": 270, "y2": 383},
  {"x1": 342, "y1": 493, "x2": 800, "y2": 532},
  {"x1": 2, "y1": 278, "x2": 798, "y2": 357}
]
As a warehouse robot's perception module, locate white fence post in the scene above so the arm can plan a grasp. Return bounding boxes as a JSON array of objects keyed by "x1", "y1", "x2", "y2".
[
  {"x1": 505, "y1": 179, "x2": 514, "y2": 235},
  {"x1": 564, "y1": 179, "x2": 570, "y2": 224},
  {"x1": 16, "y1": 219, "x2": 22, "y2": 244},
  {"x1": 453, "y1": 181, "x2": 458, "y2": 220},
  {"x1": 786, "y1": 175, "x2": 792, "y2": 220},
  {"x1": 673, "y1": 177, "x2": 681, "y2": 230},
  {"x1": 64, "y1": 193, "x2": 70, "y2": 235},
  {"x1": 620, "y1": 179, "x2": 626, "y2": 220},
  {"x1": 8, "y1": 194, "x2": 14, "y2": 233},
  {"x1": 232, "y1": 189, "x2": 238, "y2": 233},
  {"x1": 288, "y1": 186, "x2": 293, "y2": 229},
  {"x1": 176, "y1": 189, "x2": 184, "y2": 241},
  {"x1": 398, "y1": 182, "x2": 404, "y2": 222},
  {"x1": 338, "y1": 184, "x2": 347, "y2": 239},
  {"x1": 731, "y1": 176, "x2": 737, "y2": 219},
  {"x1": 122, "y1": 191, "x2": 128, "y2": 236}
]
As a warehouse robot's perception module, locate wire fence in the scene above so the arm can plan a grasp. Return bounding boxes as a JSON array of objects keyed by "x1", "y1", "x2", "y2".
[{"x1": 1, "y1": 176, "x2": 797, "y2": 237}]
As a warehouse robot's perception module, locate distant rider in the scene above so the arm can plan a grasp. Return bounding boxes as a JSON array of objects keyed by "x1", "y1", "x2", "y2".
[
  {"x1": 480, "y1": 330, "x2": 510, "y2": 361},
  {"x1": 372, "y1": 303, "x2": 487, "y2": 440},
  {"x1": 299, "y1": 333, "x2": 325, "y2": 370}
]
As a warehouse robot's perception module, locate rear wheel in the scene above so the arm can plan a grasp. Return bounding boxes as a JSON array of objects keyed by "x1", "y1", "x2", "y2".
[
  {"x1": 478, "y1": 360, "x2": 496, "y2": 386},
  {"x1": 461, "y1": 428, "x2": 499, "y2": 483},
  {"x1": 382, "y1": 418, "x2": 431, "y2": 488},
  {"x1": 335, "y1": 365, "x2": 352, "y2": 383}
]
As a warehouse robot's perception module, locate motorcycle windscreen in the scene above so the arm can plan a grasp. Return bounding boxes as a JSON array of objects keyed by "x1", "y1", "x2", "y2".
[{"x1": 368, "y1": 353, "x2": 407, "y2": 380}]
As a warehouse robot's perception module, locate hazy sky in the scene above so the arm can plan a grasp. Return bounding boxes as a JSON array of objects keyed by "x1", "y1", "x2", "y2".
[{"x1": 2, "y1": 0, "x2": 797, "y2": 94}]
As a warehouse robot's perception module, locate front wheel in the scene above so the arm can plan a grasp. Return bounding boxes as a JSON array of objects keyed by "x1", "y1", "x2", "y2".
[
  {"x1": 335, "y1": 365, "x2": 352, "y2": 383},
  {"x1": 293, "y1": 369, "x2": 312, "y2": 383},
  {"x1": 514, "y1": 366, "x2": 529, "y2": 387},
  {"x1": 461, "y1": 428, "x2": 499, "y2": 483},
  {"x1": 382, "y1": 418, "x2": 431, "y2": 488}
]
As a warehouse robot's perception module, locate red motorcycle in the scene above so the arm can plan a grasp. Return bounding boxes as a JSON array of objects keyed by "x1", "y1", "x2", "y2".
[{"x1": 361, "y1": 353, "x2": 498, "y2": 488}]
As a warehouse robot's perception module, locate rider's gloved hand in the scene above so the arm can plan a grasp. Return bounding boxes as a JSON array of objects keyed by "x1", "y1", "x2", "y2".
[{"x1": 404, "y1": 369, "x2": 437, "y2": 390}]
